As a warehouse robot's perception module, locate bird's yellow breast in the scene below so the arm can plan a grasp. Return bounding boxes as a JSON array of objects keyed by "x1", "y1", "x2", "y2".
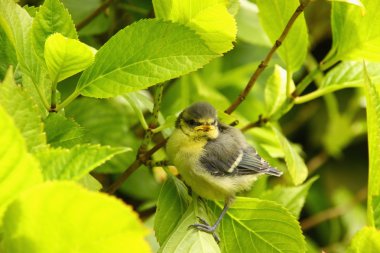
[{"x1": 167, "y1": 129, "x2": 258, "y2": 201}]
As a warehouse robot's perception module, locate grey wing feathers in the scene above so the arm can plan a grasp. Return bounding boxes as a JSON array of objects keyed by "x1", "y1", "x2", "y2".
[{"x1": 200, "y1": 123, "x2": 282, "y2": 177}]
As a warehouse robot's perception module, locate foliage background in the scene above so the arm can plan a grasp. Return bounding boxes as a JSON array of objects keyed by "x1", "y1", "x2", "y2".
[{"x1": 1, "y1": 0, "x2": 380, "y2": 252}]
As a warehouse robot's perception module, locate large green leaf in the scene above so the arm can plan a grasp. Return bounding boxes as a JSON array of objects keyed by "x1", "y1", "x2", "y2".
[
  {"x1": 260, "y1": 177, "x2": 317, "y2": 218},
  {"x1": 0, "y1": 69, "x2": 46, "y2": 151},
  {"x1": 363, "y1": 62, "x2": 380, "y2": 226},
  {"x1": 44, "y1": 113, "x2": 85, "y2": 148},
  {"x1": 210, "y1": 197, "x2": 306, "y2": 253},
  {"x1": 272, "y1": 126, "x2": 308, "y2": 185},
  {"x1": 31, "y1": 0, "x2": 77, "y2": 61},
  {"x1": 324, "y1": 0, "x2": 380, "y2": 66},
  {"x1": 153, "y1": 0, "x2": 237, "y2": 54},
  {"x1": 154, "y1": 176, "x2": 191, "y2": 245},
  {"x1": 0, "y1": 105, "x2": 42, "y2": 222},
  {"x1": 35, "y1": 144, "x2": 129, "y2": 181},
  {"x1": 44, "y1": 33, "x2": 95, "y2": 82},
  {"x1": 158, "y1": 197, "x2": 220, "y2": 253},
  {"x1": 2, "y1": 181, "x2": 150, "y2": 253},
  {"x1": 347, "y1": 227, "x2": 380, "y2": 253},
  {"x1": 256, "y1": 0, "x2": 308, "y2": 71},
  {"x1": 76, "y1": 19, "x2": 217, "y2": 98}
]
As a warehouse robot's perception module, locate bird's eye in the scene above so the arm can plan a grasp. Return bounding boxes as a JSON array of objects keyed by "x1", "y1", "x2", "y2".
[{"x1": 187, "y1": 119, "x2": 198, "y2": 126}]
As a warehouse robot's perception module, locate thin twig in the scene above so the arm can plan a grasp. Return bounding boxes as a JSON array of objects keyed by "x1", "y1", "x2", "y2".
[
  {"x1": 300, "y1": 187, "x2": 367, "y2": 231},
  {"x1": 104, "y1": 138, "x2": 167, "y2": 194},
  {"x1": 224, "y1": 0, "x2": 311, "y2": 115},
  {"x1": 240, "y1": 115, "x2": 268, "y2": 132},
  {"x1": 76, "y1": 0, "x2": 114, "y2": 31}
]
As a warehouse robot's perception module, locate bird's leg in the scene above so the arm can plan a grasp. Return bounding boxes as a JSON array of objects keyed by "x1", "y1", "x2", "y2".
[{"x1": 189, "y1": 201, "x2": 230, "y2": 243}]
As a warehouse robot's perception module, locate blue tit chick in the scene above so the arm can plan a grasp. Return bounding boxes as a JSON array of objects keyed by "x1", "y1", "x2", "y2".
[{"x1": 166, "y1": 102, "x2": 282, "y2": 242}]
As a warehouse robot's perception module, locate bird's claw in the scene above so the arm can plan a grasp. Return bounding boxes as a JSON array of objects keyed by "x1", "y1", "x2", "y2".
[{"x1": 189, "y1": 217, "x2": 220, "y2": 243}]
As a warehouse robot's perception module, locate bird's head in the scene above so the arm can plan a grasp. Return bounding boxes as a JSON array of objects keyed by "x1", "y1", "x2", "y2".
[{"x1": 176, "y1": 102, "x2": 219, "y2": 140}]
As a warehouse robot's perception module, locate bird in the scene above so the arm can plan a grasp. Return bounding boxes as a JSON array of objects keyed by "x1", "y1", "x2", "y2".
[{"x1": 166, "y1": 102, "x2": 283, "y2": 243}]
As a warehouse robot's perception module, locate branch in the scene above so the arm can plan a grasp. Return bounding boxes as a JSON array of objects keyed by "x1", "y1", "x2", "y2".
[
  {"x1": 104, "y1": 138, "x2": 167, "y2": 194},
  {"x1": 76, "y1": 0, "x2": 114, "y2": 31},
  {"x1": 224, "y1": 0, "x2": 311, "y2": 115},
  {"x1": 105, "y1": 84, "x2": 165, "y2": 194}
]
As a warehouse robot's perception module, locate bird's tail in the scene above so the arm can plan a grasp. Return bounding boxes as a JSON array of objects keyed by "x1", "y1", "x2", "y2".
[{"x1": 264, "y1": 166, "x2": 283, "y2": 177}]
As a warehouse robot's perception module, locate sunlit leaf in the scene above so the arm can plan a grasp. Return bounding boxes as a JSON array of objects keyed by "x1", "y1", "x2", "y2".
[
  {"x1": 32, "y1": 0, "x2": 77, "y2": 61},
  {"x1": 44, "y1": 33, "x2": 95, "y2": 82},
  {"x1": 2, "y1": 181, "x2": 150, "y2": 253},
  {"x1": 0, "y1": 105, "x2": 42, "y2": 223},
  {"x1": 153, "y1": 0, "x2": 237, "y2": 54},
  {"x1": 272, "y1": 126, "x2": 308, "y2": 185},
  {"x1": 265, "y1": 65, "x2": 294, "y2": 118},
  {"x1": 261, "y1": 176, "x2": 318, "y2": 218},
  {"x1": 35, "y1": 144, "x2": 129, "y2": 181},
  {"x1": 210, "y1": 197, "x2": 306, "y2": 252},
  {"x1": 76, "y1": 19, "x2": 217, "y2": 98},
  {"x1": 347, "y1": 227, "x2": 380, "y2": 253},
  {"x1": 363, "y1": 62, "x2": 380, "y2": 226},
  {"x1": 0, "y1": 68, "x2": 46, "y2": 151},
  {"x1": 323, "y1": 0, "x2": 380, "y2": 66}
]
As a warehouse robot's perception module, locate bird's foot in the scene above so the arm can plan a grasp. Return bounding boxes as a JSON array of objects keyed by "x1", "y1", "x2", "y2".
[{"x1": 189, "y1": 216, "x2": 220, "y2": 243}]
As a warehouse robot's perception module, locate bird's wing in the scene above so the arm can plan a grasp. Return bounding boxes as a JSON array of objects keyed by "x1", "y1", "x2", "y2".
[{"x1": 200, "y1": 126, "x2": 282, "y2": 177}]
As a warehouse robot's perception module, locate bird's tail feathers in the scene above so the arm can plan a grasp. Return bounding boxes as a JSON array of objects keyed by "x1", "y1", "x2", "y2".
[{"x1": 264, "y1": 166, "x2": 283, "y2": 177}]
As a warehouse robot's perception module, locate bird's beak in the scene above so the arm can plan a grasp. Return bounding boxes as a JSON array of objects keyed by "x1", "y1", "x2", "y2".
[{"x1": 194, "y1": 125, "x2": 213, "y2": 132}]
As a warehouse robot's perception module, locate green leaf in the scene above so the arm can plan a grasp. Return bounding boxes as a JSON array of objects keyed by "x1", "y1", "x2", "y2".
[
  {"x1": 153, "y1": 0, "x2": 236, "y2": 54},
  {"x1": 31, "y1": 0, "x2": 77, "y2": 61},
  {"x1": 324, "y1": 0, "x2": 380, "y2": 66},
  {"x1": 65, "y1": 97, "x2": 140, "y2": 173},
  {"x1": 373, "y1": 195, "x2": 380, "y2": 229},
  {"x1": 256, "y1": 0, "x2": 308, "y2": 71},
  {"x1": 0, "y1": 68, "x2": 46, "y2": 151},
  {"x1": 158, "y1": 197, "x2": 220, "y2": 253},
  {"x1": 0, "y1": 26, "x2": 17, "y2": 79},
  {"x1": 0, "y1": 0, "x2": 51, "y2": 114},
  {"x1": 155, "y1": 176, "x2": 191, "y2": 245},
  {"x1": 235, "y1": 0, "x2": 271, "y2": 47},
  {"x1": 61, "y1": 0, "x2": 110, "y2": 36},
  {"x1": 261, "y1": 177, "x2": 317, "y2": 218},
  {"x1": 2, "y1": 181, "x2": 151, "y2": 253},
  {"x1": 321, "y1": 61, "x2": 380, "y2": 88},
  {"x1": 34, "y1": 144, "x2": 129, "y2": 181},
  {"x1": 265, "y1": 65, "x2": 294, "y2": 118},
  {"x1": 0, "y1": 104, "x2": 42, "y2": 222},
  {"x1": 210, "y1": 197, "x2": 306, "y2": 253},
  {"x1": 77, "y1": 174, "x2": 103, "y2": 191},
  {"x1": 363, "y1": 62, "x2": 380, "y2": 226},
  {"x1": 44, "y1": 33, "x2": 96, "y2": 82},
  {"x1": 44, "y1": 113, "x2": 85, "y2": 148},
  {"x1": 347, "y1": 227, "x2": 380, "y2": 253},
  {"x1": 272, "y1": 126, "x2": 308, "y2": 185},
  {"x1": 76, "y1": 19, "x2": 217, "y2": 98}
]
